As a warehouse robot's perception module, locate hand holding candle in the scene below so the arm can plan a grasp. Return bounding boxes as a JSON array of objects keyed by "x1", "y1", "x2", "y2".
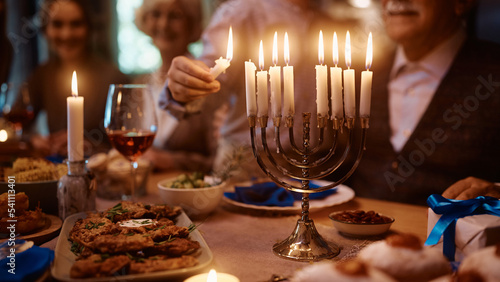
[
  {"x1": 315, "y1": 30, "x2": 328, "y2": 117},
  {"x1": 343, "y1": 31, "x2": 356, "y2": 118},
  {"x1": 269, "y1": 32, "x2": 281, "y2": 118},
  {"x1": 210, "y1": 26, "x2": 233, "y2": 78},
  {"x1": 283, "y1": 32, "x2": 295, "y2": 116},
  {"x1": 360, "y1": 32, "x2": 373, "y2": 117},
  {"x1": 67, "y1": 71, "x2": 84, "y2": 161}
]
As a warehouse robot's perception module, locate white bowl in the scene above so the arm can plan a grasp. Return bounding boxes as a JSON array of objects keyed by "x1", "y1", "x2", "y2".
[
  {"x1": 328, "y1": 210, "x2": 395, "y2": 236},
  {"x1": 158, "y1": 176, "x2": 226, "y2": 217}
]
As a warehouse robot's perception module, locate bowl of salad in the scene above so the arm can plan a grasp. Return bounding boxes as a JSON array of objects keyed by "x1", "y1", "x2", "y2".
[{"x1": 157, "y1": 172, "x2": 226, "y2": 217}]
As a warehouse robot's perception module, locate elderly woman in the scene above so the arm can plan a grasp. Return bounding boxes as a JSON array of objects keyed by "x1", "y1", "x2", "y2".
[{"x1": 135, "y1": 0, "x2": 220, "y2": 173}]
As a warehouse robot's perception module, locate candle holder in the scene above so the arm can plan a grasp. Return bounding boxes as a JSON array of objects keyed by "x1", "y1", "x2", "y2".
[
  {"x1": 57, "y1": 159, "x2": 96, "y2": 220},
  {"x1": 248, "y1": 112, "x2": 369, "y2": 261}
]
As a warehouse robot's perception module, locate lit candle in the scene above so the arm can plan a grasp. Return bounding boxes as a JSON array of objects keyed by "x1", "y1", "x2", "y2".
[
  {"x1": 269, "y1": 31, "x2": 281, "y2": 117},
  {"x1": 343, "y1": 31, "x2": 356, "y2": 118},
  {"x1": 245, "y1": 60, "x2": 257, "y2": 116},
  {"x1": 185, "y1": 269, "x2": 240, "y2": 282},
  {"x1": 330, "y1": 32, "x2": 343, "y2": 119},
  {"x1": 67, "y1": 71, "x2": 84, "y2": 161},
  {"x1": 360, "y1": 32, "x2": 373, "y2": 117},
  {"x1": 315, "y1": 30, "x2": 328, "y2": 117},
  {"x1": 210, "y1": 26, "x2": 233, "y2": 78},
  {"x1": 256, "y1": 40, "x2": 268, "y2": 117},
  {"x1": 283, "y1": 32, "x2": 295, "y2": 116}
]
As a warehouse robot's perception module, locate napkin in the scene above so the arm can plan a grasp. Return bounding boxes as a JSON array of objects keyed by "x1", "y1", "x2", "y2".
[
  {"x1": 224, "y1": 181, "x2": 337, "y2": 207},
  {"x1": 0, "y1": 240, "x2": 54, "y2": 282}
]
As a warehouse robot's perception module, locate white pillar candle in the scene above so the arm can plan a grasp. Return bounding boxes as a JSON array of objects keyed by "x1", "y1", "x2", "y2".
[
  {"x1": 67, "y1": 71, "x2": 84, "y2": 161},
  {"x1": 269, "y1": 32, "x2": 281, "y2": 117},
  {"x1": 315, "y1": 30, "x2": 328, "y2": 117},
  {"x1": 210, "y1": 26, "x2": 233, "y2": 78},
  {"x1": 343, "y1": 31, "x2": 356, "y2": 118},
  {"x1": 330, "y1": 32, "x2": 343, "y2": 119},
  {"x1": 360, "y1": 32, "x2": 373, "y2": 117},
  {"x1": 283, "y1": 32, "x2": 294, "y2": 116},
  {"x1": 257, "y1": 40, "x2": 268, "y2": 117},
  {"x1": 245, "y1": 60, "x2": 257, "y2": 116}
]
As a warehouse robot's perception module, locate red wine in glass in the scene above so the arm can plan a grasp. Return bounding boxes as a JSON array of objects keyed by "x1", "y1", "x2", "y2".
[{"x1": 107, "y1": 130, "x2": 156, "y2": 161}]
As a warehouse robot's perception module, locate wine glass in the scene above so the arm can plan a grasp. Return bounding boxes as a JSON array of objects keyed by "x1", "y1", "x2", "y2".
[
  {"x1": 0, "y1": 82, "x2": 34, "y2": 140},
  {"x1": 104, "y1": 84, "x2": 157, "y2": 200}
]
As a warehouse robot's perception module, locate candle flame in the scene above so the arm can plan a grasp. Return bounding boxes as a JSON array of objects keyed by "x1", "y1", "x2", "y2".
[
  {"x1": 207, "y1": 269, "x2": 217, "y2": 282},
  {"x1": 332, "y1": 32, "x2": 339, "y2": 66},
  {"x1": 284, "y1": 32, "x2": 290, "y2": 66},
  {"x1": 318, "y1": 30, "x2": 324, "y2": 65},
  {"x1": 366, "y1": 32, "x2": 373, "y2": 70},
  {"x1": 226, "y1": 26, "x2": 233, "y2": 61},
  {"x1": 259, "y1": 40, "x2": 264, "y2": 70},
  {"x1": 71, "y1": 71, "x2": 78, "y2": 97},
  {"x1": 272, "y1": 31, "x2": 278, "y2": 66},
  {"x1": 345, "y1": 31, "x2": 351, "y2": 69}
]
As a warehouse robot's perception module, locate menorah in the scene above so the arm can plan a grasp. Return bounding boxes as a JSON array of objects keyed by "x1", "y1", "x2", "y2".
[{"x1": 247, "y1": 112, "x2": 369, "y2": 261}]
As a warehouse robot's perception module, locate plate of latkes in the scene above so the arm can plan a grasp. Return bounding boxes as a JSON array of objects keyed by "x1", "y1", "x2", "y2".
[
  {"x1": 0, "y1": 192, "x2": 62, "y2": 245},
  {"x1": 51, "y1": 202, "x2": 213, "y2": 281}
]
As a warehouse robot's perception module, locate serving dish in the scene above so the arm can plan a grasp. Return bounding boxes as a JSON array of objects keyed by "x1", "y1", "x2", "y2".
[
  {"x1": 51, "y1": 210, "x2": 213, "y2": 281},
  {"x1": 222, "y1": 180, "x2": 355, "y2": 214},
  {"x1": 329, "y1": 210, "x2": 395, "y2": 237}
]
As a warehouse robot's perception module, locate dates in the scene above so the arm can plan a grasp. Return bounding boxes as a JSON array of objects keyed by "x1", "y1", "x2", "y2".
[{"x1": 331, "y1": 210, "x2": 393, "y2": 224}]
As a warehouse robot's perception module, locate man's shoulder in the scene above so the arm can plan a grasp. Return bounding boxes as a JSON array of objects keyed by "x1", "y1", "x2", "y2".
[{"x1": 458, "y1": 38, "x2": 500, "y2": 65}]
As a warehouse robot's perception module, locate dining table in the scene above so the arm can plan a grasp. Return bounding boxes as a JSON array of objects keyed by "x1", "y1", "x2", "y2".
[{"x1": 41, "y1": 171, "x2": 429, "y2": 282}]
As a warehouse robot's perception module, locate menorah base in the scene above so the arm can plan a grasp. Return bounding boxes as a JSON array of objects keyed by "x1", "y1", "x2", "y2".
[{"x1": 273, "y1": 218, "x2": 340, "y2": 261}]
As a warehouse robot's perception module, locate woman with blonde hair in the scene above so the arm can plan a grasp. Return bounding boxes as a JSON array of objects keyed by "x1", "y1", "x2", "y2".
[{"x1": 135, "y1": 0, "x2": 220, "y2": 173}]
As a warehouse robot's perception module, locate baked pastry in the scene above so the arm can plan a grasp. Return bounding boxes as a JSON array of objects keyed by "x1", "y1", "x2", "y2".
[
  {"x1": 457, "y1": 243, "x2": 500, "y2": 282},
  {"x1": 358, "y1": 233, "x2": 451, "y2": 281},
  {"x1": 291, "y1": 259, "x2": 396, "y2": 282}
]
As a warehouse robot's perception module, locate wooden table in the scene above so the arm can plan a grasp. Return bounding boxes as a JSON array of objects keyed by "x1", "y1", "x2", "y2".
[{"x1": 44, "y1": 171, "x2": 429, "y2": 282}]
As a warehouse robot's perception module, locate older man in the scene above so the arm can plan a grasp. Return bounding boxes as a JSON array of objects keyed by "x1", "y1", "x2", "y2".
[{"x1": 348, "y1": 0, "x2": 500, "y2": 204}]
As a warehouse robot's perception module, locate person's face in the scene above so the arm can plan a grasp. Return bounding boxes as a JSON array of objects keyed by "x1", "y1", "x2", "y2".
[
  {"x1": 143, "y1": 1, "x2": 191, "y2": 55},
  {"x1": 381, "y1": 0, "x2": 460, "y2": 46},
  {"x1": 45, "y1": 1, "x2": 89, "y2": 62}
]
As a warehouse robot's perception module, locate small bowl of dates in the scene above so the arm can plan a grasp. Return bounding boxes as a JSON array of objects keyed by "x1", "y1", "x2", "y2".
[{"x1": 328, "y1": 210, "x2": 395, "y2": 236}]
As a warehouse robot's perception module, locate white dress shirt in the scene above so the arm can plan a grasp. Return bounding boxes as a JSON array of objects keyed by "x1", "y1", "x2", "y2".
[{"x1": 389, "y1": 28, "x2": 466, "y2": 152}]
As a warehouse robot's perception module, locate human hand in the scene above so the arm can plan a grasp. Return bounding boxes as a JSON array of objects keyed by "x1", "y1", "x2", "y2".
[
  {"x1": 442, "y1": 176, "x2": 500, "y2": 200},
  {"x1": 167, "y1": 56, "x2": 220, "y2": 103}
]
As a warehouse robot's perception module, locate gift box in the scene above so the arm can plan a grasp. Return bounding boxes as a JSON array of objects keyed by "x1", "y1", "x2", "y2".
[{"x1": 425, "y1": 194, "x2": 500, "y2": 262}]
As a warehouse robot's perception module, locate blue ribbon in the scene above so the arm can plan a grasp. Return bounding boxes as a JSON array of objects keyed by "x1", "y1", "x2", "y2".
[{"x1": 424, "y1": 194, "x2": 500, "y2": 261}]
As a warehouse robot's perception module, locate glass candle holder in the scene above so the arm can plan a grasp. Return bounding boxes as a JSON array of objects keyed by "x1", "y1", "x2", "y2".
[{"x1": 57, "y1": 159, "x2": 96, "y2": 220}]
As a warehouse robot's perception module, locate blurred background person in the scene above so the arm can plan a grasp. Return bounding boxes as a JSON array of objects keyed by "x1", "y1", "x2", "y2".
[
  {"x1": 25, "y1": 0, "x2": 129, "y2": 159},
  {"x1": 134, "y1": 0, "x2": 219, "y2": 173},
  {"x1": 347, "y1": 0, "x2": 500, "y2": 205},
  {"x1": 0, "y1": 0, "x2": 11, "y2": 86}
]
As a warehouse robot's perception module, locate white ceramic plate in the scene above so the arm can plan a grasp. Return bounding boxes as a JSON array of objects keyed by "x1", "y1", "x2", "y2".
[
  {"x1": 223, "y1": 180, "x2": 355, "y2": 213},
  {"x1": 51, "y1": 211, "x2": 213, "y2": 281}
]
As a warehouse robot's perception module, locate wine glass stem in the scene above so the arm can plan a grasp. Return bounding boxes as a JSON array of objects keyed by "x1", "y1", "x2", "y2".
[{"x1": 128, "y1": 161, "x2": 139, "y2": 201}]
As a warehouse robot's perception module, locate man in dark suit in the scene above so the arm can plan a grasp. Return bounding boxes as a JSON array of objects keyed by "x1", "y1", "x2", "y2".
[{"x1": 348, "y1": 0, "x2": 500, "y2": 205}]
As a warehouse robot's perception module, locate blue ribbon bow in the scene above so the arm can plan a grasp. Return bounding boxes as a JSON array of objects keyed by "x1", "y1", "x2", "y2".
[{"x1": 424, "y1": 194, "x2": 500, "y2": 261}]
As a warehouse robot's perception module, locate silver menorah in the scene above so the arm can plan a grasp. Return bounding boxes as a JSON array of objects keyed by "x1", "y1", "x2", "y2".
[{"x1": 248, "y1": 112, "x2": 369, "y2": 261}]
